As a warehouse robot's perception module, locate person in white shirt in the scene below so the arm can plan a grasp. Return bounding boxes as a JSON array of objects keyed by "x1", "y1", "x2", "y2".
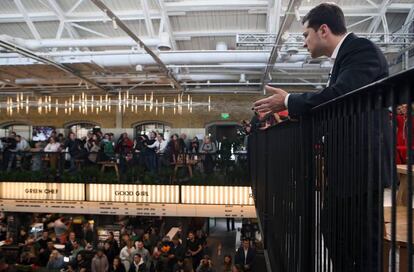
[
  {"x1": 15, "y1": 135, "x2": 30, "y2": 152},
  {"x1": 44, "y1": 137, "x2": 61, "y2": 152},
  {"x1": 146, "y1": 133, "x2": 167, "y2": 153},
  {"x1": 149, "y1": 133, "x2": 170, "y2": 174},
  {"x1": 14, "y1": 135, "x2": 30, "y2": 168},
  {"x1": 120, "y1": 241, "x2": 137, "y2": 272},
  {"x1": 44, "y1": 137, "x2": 61, "y2": 170}
]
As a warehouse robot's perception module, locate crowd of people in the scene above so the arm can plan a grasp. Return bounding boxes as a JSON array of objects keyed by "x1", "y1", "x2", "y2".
[
  {"x1": 0, "y1": 129, "x2": 246, "y2": 177},
  {"x1": 0, "y1": 214, "x2": 257, "y2": 272}
]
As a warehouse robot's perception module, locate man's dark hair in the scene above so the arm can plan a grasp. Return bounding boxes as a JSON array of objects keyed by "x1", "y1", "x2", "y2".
[{"x1": 302, "y1": 3, "x2": 347, "y2": 35}]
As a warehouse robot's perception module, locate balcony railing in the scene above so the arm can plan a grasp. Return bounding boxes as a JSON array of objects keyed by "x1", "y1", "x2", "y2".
[
  {"x1": 0, "y1": 150, "x2": 248, "y2": 186},
  {"x1": 249, "y1": 67, "x2": 414, "y2": 272}
]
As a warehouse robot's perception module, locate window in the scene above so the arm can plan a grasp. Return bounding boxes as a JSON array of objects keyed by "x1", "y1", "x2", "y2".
[
  {"x1": 0, "y1": 124, "x2": 32, "y2": 140},
  {"x1": 135, "y1": 122, "x2": 171, "y2": 139},
  {"x1": 68, "y1": 123, "x2": 100, "y2": 138}
]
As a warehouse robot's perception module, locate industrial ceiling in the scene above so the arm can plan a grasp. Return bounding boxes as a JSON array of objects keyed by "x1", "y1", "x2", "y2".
[{"x1": 0, "y1": 0, "x2": 413, "y2": 95}]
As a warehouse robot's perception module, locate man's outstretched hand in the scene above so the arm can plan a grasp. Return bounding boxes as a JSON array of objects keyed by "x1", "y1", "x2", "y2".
[{"x1": 253, "y1": 85, "x2": 288, "y2": 113}]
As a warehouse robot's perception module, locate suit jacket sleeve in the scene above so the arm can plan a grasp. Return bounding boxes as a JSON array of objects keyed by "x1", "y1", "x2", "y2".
[
  {"x1": 234, "y1": 248, "x2": 244, "y2": 265},
  {"x1": 246, "y1": 249, "x2": 256, "y2": 267},
  {"x1": 287, "y1": 39, "x2": 387, "y2": 116}
]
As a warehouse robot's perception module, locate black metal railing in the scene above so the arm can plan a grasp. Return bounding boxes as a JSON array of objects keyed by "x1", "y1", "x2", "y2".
[
  {"x1": 249, "y1": 67, "x2": 414, "y2": 272},
  {"x1": 249, "y1": 120, "x2": 313, "y2": 271}
]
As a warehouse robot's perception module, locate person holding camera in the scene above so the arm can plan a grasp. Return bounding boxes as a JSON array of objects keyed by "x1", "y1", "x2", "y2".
[{"x1": 196, "y1": 255, "x2": 215, "y2": 272}]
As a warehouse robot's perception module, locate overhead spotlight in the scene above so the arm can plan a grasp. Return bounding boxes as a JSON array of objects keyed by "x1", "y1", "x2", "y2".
[
  {"x1": 135, "y1": 65, "x2": 143, "y2": 72},
  {"x1": 239, "y1": 73, "x2": 246, "y2": 83},
  {"x1": 112, "y1": 18, "x2": 118, "y2": 30},
  {"x1": 157, "y1": 32, "x2": 172, "y2": 51},
  {"x1": 286, "y1": 37, "x2": 299, "y2": 55},
  {"x1": 286, "y1": 45, "x2": 299, "y2": 55}
]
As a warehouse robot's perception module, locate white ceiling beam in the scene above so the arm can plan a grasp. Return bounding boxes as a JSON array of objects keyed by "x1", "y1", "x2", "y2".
[
  {"x1": 403, "y1": 5, "x2": 414, "y2": 33},
  {"x1": 13, "y1": 0, "x2": 41, "y2": 40},
  {"x1": 365, "y1": 0, "x2": 378, "y2": 8},
  {"x1": 164, "y1": 1, "x2": 411, "y2": 13},
  {"x1": 67, "y1": 0, "x2": 85, "y2": 14},
  {"x1": 405, "y1": 5, "x2": 414, "y2": 24},
  {"x1": 173, "y1": 30, "x2": 266, "y2": 40},
  {"x1": 56, "y1": 21, "x2": 65, "y2": 39},
  {"x1": 164, "y1": 0, "x2": 268, "y2": 12},
  {"x1": 46, "y1": 0, "x2": 80, "y2": 39},
  {"x1": 0, "y1": 3, "x2": 411, "y2": 24},
  {"x1": 267, "y1": 0, "x2": 282, "y2": 33},
  {"x1": 367, "y1": 0, "x2": 392, "y2": 33},
  {"x1": 141, "y1": 0, "x2": 155, "y2": 38},
  {"x1": 347, "y1": 16, "x2": 374, "y2": 29},
  {"x1": 157, "y1": 0, "x2": 178, "y2": 50},
  {"x1": 71, "y1": 23, "x2": 110, "y2": 38},
  {"x1": 0, "y1": 11, "x2": 165, "y2": 23}
]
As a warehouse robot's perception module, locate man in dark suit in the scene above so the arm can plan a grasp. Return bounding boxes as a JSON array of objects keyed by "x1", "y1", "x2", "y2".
[
  {"x1": 253, "y1": 4, "x2": 388, "y2": 115},
  {"x1": 254, "y1": 3, "x2": 389, "y2": 272},
  {"x1": 235, "y1": 239, "x2": 256, "y2": 271}
]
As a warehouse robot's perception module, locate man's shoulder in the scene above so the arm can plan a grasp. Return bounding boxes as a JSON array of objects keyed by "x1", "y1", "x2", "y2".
[{"x1": 343, "y1": 35, "x2": 380, "y2": 54}]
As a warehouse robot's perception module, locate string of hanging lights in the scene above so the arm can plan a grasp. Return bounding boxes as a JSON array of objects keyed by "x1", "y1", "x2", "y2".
[{"x1": 0, "y1": 92, "x2": 211, "y2": 116}]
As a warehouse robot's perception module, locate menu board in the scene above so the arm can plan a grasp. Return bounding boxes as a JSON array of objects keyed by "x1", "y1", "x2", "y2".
[
  {"x1": 86, "y1": 184, "x2": 180, "y2": 203},
  {"x1": 0, "y1": 182, "x2": 85, "y2": 201},
  {"x1": 0, "y1": 199, "x2": 256, "y2": 218},
  {"x1": 181, "y1": 186, "x2": 254, "y2": 205}
]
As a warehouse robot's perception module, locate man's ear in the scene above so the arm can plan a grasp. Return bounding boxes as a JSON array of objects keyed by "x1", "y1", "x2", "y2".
[{"x1": 319, "y1": 24, "x2": 330, "y2": 37}]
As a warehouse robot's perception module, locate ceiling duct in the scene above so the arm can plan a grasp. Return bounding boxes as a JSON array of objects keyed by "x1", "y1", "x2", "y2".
[{"x1": 0, "y1": 35, "x2": 162, "y2": 50}]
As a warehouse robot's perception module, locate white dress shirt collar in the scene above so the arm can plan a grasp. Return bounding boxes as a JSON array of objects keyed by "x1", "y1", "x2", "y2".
[{"x1": 331, "y1": 32, "x2": 351, "y2": 60}]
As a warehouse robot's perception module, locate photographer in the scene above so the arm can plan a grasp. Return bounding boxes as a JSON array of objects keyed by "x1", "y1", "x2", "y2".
[{"x1": 196, "y1": 255, "x2": 215, "y2": 272}]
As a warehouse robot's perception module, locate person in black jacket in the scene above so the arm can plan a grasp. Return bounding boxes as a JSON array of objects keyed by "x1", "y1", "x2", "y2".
[
  {"x1": 64, "y1": 132, "x2": 84, "y2": 172},
  {"x1": 168, "y1": 237, "x2": 185, "y2": 270},
  {"x1": 253, "y1": 3, "x2": 389, "y2": 272},
  {"x1": 234, "y1": 239, "x2": 255, "y2": 272},
  {"x1": 2, "y1": 131, "x2": 17, "y2": 170},
  {"x1": 110, "y1": 257, "x2": 126, "y2": 272},
  {"x1": 105, "y1": 231, "x2": 120, "y2": 259},
  {"x1": 128, "y1": 253, "x2": 146, "y2": 272}
]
